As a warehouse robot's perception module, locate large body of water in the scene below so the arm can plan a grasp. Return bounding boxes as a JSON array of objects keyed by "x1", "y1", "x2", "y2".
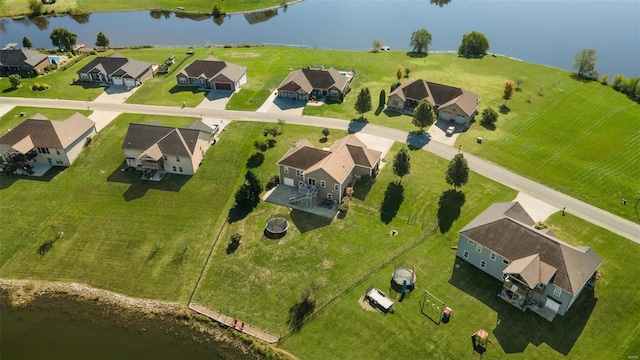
[{"x1": 1, "y1": 0, "x2": 638, "y2": 78}]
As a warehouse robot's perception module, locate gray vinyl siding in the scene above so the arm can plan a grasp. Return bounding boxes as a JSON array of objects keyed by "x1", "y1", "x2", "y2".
[
  {"x1": 457, "y1": 235, "x2": 508, "y2": 281},
  {"x1": 539, "y1": 286, "x2": 573, "y2": 316}
]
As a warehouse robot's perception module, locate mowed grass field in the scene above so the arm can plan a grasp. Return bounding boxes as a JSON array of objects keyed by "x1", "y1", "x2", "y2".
[
  {"x1": 1, "y1": 112, "x2": 639, "y2": 359},
  {"x1": 0, "y1": 0, "x2": 283, "y2": 18}
]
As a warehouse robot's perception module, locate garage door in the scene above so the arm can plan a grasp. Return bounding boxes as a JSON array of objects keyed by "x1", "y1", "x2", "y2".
[
  {"x1": 112, "y1": 77, "x2": 124, "y2": 86},
  {"x1": 439, "y1": 112, "x2": 451, "y2": 121},
  {"x1": 283, "y1": 177, "x2": 294, "y2": 186},
  {"x1": 124, "y1": 78, "x2": 135, "y2": 87},
  {"x1": 215, "y1": 82, "x2": 232, "y2": 90}
]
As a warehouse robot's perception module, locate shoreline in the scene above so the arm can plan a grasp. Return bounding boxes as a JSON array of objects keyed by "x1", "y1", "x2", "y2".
[{"x1": 0, "y1": 279, "x2": 292, "y2": 360}]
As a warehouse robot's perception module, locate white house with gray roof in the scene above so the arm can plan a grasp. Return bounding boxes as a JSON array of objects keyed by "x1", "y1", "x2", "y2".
[
  {"x1": 175, "y1": 56, "x2": 247, "y2": 91},
  {"x1": 457, "y1": 202, "x2": 602, "y2": 321},
  {"x1": 277, "y1": 66, "x2": 352, "y2": 101},
  {"x1": 77, "y1": 53, "x2": 153, "y2": 87}
]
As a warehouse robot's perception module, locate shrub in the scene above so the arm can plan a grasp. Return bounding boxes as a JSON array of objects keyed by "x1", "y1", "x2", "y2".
[
  {"x1": 44, "y1": 63, "x2": 58, "y2": 72},
  {"x1": 266, "y1": 174, "x2": 279, "y2": 190},
  {"x1": 30, "y1": 83, "x2": 50, "y2": 91}
]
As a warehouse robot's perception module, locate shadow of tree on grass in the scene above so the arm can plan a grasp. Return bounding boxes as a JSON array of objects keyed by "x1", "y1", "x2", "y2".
[
  {"x1": 437, "y1": 189, "x2": 465, "y2": 233},
  {"x1": 287, "y1": 290, "x2": 316, "y2": 333},
  {"x1": 380, "y1": 181, "x2": 404, "y2": 224}
]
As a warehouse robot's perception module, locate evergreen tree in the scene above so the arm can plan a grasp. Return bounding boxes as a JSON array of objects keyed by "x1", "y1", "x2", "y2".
[
  {"x1": 95, "y1": 32, "x2": 110, "y2": 48},
  {"x1": 393, "y1": 148, "x2": 411, "y2": 183},
  {"x1": 22, "y1": 37, "x2": 34, "y2": 48},
  {"x1": 354, "y1": 87, "x2": 372, "y2": 120}
]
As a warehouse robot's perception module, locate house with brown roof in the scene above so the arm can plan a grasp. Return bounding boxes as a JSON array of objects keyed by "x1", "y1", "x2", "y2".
[
  {"x1": 77, "y1": 53, "x2": 153, "y2": 87},
  {"x1": 0, "y1": 48, "x2": 50, "y2": 74},
  {"x1": 0, "y1": 113, "x2": 96, "y2": 175},
  {"x1": 175, "y1": 56, "x2": 247, "y2": 91},
  {"x1": 456, "y1": 202, "x2": 602, "y2": 321},
  {"x1": 387, "y1": 79, "x2": 479, "y2": 126},
  {"x1": 277, "y1": 134, "x2": 381, "y2": 204},
  {"x1": 277, "y1": 66, "x2": 353, "y2": 101},
  {"x1": 121, "y1": 120, "x2": 218, "y2": 180}
]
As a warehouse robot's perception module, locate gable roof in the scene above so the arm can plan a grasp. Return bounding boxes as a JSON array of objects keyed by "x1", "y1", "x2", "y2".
[
  {"x1": 0, "y1": 48, "x2": 49, "y2": 68},
  {"x1": 122, "y1": 122, "x2": 214, "y2": 158},
  {"x1": 390, "y1": 79, "x2": 479, "y2": 116},
  {"x1": 0, "y1": 113, "x2": 95, "y2": 152},
  {"x1": 460, "y1": 202, "x2": 602, "y2": 295},
  {"x1": 178, "y1": 55, "x2": 246, "y2": 82},
  {"x1": 277, "y1": 66, "x2": 350, "y2": 93},
  {"x1": 77, "y1": 53, "x2": 151, "y2": 78},
  {"x1": 277, "y1": 135, "x2": 381, "y2": 183}
]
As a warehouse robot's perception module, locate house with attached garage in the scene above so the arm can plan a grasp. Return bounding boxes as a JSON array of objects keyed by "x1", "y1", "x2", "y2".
[
  {"x1": 0, "y1": 48, "x2": 50, "y2": 74},
  {"x1": 387, "y1": 79, "x2": 479, "y2": 127},
  {"x1": 277, "y1": 66, "x2": 353, "y2": 102},
  {"x1": 76, "y1": 53, "x2": 153, "y2": 87},
  {"x1": 121, "y1": 120, "x2": 218, "y2": 181},
  {"x1": 456, "y1": 202, "x2": 602, "y2": 321},
  {"x1": 175, "y1": 55, "x2": 247, "y2": 91},
  {"x1": 0, "y1": 113, "x2": 96, "y2": 174},
  {"x1": 277, "y1": 134, "x2": 381, "y2": 204}
]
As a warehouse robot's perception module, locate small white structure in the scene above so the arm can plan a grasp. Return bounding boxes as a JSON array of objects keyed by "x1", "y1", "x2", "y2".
[{"x1": 366, "y1": 288, "x2": 394, "y2": 313}]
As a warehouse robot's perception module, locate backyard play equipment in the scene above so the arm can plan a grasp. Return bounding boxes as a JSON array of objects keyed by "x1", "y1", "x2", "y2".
[
  {"x1": 391, "y1": 267, "x2": 416, "y2": 294},
  {"x1": 365, "y1": 287, "x2": 395, "y2": 314},
  {"x1": 265, "y1": 217, "x2": 289, "y2": 239},
  {"x1": 471, "y1": 329, "x2": 490, "y2": 358},
  {"x1": 419, "y1": 290, "x2": 446, "y2": 324}
]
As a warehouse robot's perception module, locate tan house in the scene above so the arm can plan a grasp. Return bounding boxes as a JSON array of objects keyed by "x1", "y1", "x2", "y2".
[
  {"x1": 456, "y1": 202, "x2": 602, "y2": 321},
  {"x1": 277, "y1": 66, "x2": 352, "y2": 101},
  {"x1": 0, "y1": 48, "x2": 50, "y2": 74},
  {"x1": 77, "y1": 53, "x2": 153, "y2": 87},
  {"x1": 0, "y1": 113, "x2": 96, "y2": 175},
  {"x1": 121, "y1": 120, "x2": 218, "y2": 180},
  {"x1": 175, "y1": 56, "x2": 247, "y2": 91},
  {"x1": 277, "y1": 135, "x2": 381, "y2": 204},
  {"x1": 387, "y1": 79, "x2": 479, "y2": 126}
]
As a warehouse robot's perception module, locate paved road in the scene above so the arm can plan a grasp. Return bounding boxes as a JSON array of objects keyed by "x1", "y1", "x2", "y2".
[{"x1": 2, "y1": 97, "x2": 639, "y2": 243}]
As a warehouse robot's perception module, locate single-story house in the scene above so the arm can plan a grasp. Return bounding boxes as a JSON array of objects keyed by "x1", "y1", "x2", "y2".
[
  {"x1": 277, "y1": 134, "x2": 381, "y2": 203},
  {"x1": 121, "y1": 120, "x2": 218, "y2": 180},
  {"x1": 175, "y1": 55, "x2": 247, "y2": 91},
  {"x1": 387, "y1": 79, "x2": 479, "y2": 126},
  {"x1": 0, "y1": 48, "x2": 50, "y2": 74},
  {"x1": 77, "y1": 53, "x2": 153, "y2": 87},
  {"x1": 456, "y1": 202, "x2": 602, "y2": 321},
  {"x1": 277, "y1": 66, "x2": 352, "y2": 101},
  {"x1": 0, "y1": 113, "x2": 96, "y2": 173}
]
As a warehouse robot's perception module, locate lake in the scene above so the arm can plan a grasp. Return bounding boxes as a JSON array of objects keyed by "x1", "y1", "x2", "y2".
[{"x1": 0, "y1": 0, "x2": 638, "y2": 78}]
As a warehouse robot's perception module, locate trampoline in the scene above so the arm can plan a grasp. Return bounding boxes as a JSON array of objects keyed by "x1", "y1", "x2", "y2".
[
  {"x1": 265, "y1": 217, "x2": 289, "y2": 239},
  {"x1": 391, "y1": 268, "x2": 416, "y2": 293}
]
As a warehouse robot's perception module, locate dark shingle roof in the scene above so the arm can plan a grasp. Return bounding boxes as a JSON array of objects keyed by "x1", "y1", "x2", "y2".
[
  {"x1": 0, "y1": 49, "x2": 48, "y2": 68},
  {"x1": 0, "y1": 113, "x2": 94, "y2": 150},
  {"x1": 78, "y1": 56, "x2": 128, "y2": 76},
  {"x1": 278, "y1": 146, "x2": 331, "y2": 170},
  {"x1": 122, "y1": 123, "x2": 211, "y2": 157}
]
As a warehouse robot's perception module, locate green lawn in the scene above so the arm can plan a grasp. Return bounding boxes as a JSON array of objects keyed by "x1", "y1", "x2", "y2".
[{"x1": 0, "y1": 0, "x2": 284, "y2": 18}]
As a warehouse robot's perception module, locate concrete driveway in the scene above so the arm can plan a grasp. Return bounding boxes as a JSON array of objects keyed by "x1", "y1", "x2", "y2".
[
  {"x1": 93, "y1": 85, "x2": 140, "y2": 104},
  {"x1": 257, "y1": 92, "x2": 305, "y2": 116},
  {"x1": 197, "y1": 90, "x2": 234, "y2": 110},
  {"x1": 427, "y1": 119, "x2": 462, "y2": 146}
]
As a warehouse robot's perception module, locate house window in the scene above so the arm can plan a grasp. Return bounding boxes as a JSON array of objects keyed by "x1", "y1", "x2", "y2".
[
  {"x1": 47, "y1": 158, "x2": 52, "y2": 164},
  {"x1": 327, "y1": 193, "x2": 332, "y2": 200},
  {"x1": 330, "y1": 89, "x2": 338, "y2": 97},
  {"x1": 179, "y1": 167, "x2": 183, "y2": 173},
  {"x1": 334, "y1": 183, "x2": 339, "y2": 191},
  {"x1": 298, "y1": 181, "x2": 304, "y2": 187},
  {"x1": 163, "y1": 155, "x2": 168, "y2": 160},
  {"x1": 176, "y1": 157, "x2": 180, "y2": 162},
  {"x1": 179, "y1": 77, "x2": 187, "y2": 84},
  {"x1": 553, "y1": 286, "x2": 562, "y2": 297},
  {"x1": 296, "y1": 169, "x2": 303, "y2": 177},
  {"x1": 392, "y1": 99, "x2": 399, "y2": 106},
  {"x1": 502, "y1": 259, "x2": 511, "y2": 265},
  {"x1": 172, "y1": 166, "x2": 177, "y2": 172},
  {"x1": 463, "y1": 250, "x2": 469, "y2": 259},
  {"x1": 490, "y1": 252, "x2": 497, "y2": 261},
  {"x1": 537, "y1": 283, "x2": 544, "y2": 289},
  {"x1": 476, "y1": 244, "x2": 482, "y2": 253},
  {"x1": 80, "y1": 73, "x2": 89, "y2": 79},
  {"x1": 480, "y1": 260, "x2": 487, "y2": 269},
  {"x1": 37, "y1": 147, "x2": 50, "y2": 154},
  {"x1": 284, "y1": 167, "x2": 289, "y2": 174},
  {"x1": 56, "y1": 150, "x2": 61, "y2": 155},
  {"x1": 320, "y1": 180, "x2": 325, "y2": 188},
  {"x1": 467, "y1": 239, "x2": 475, "y2": 245},
  {"x1": 307, "y1": 178, "x2": 316, "y2": 186},
  {"x1": 55, "y1": 159, "x2": 63, "y2": 164}
]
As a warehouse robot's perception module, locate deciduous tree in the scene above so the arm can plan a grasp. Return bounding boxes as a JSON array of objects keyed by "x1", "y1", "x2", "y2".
[
  {"x1": 410, "y1": 29, "x2": 432, "y2": 54},
  {"x1": 502, "y1": 81, "x2": 514, "y2": 105},
  {"x1": 457, "y1": 31, "x2": 489, "y2": 57},
  {"x1": 572, "y1": 49, "x2": 598, "y2": 79},
  {"x1": 445, "y1": 153, "x2": 469, "y2": 189},
  {"x1": 396, "y1": 65, "x2": 405, "y2": 81},
  {"x1": 95, "y1": 32, "x2": 110, "y2": 49},
  {"x1": 322, "y1": 128, "x2": 330, "y2": 139},
  {"x1": 412, "y1": 99, "x2": 435, "y2": 132},
  {"x1": 50, "y1": 27, "x2": 78, "y2": 53},
  {"x1": 480, "y1": 107, "x2": 498, "y2": 125},
  {"x1": 22, "y1": 36, "x2": 33, "y2": 48},
  {"x1": 8, "y1": 74, "x2": 21, "y2": 89},
  {"x1": 372, "y1": 39, "x2": 382, "y2": 53},
  {"x1": 393, "y1": 148, "x2": 411, "y2": 183},
  {"x1": 354, "y1": 87, "x2": 372, "y2": 120}
]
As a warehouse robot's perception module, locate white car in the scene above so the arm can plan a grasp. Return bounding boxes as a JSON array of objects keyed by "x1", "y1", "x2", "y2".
[{"x1": 446, "y1": 125, "x2": 456, "y2": 136}]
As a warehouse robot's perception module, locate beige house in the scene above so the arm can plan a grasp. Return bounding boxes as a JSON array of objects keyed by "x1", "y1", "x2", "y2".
[
  {"x1": 175, "y1": 56, "x2": 247, "y2": 91},
  {"x1": 277, "y1": 66, "x2": 352, "y2": 101},
  {"x1": 456, "y1": 202, "x2": 602, "y2": 321},
  {"x1": 121, "y1": 120, "x2": 218, "y2": 180},
  {"x1": 387, "y1": 79, "x2": 479, "y2": 126},
  {"x1": 0, "y1": 48, "x2": 50, "y2": 74},
  {"x1": 77, "y1": 53, "x2": 153, "y2": 87},
  {"x1": 277, "y1": 135, "x2": 381, "y2": 203},
  {"x1": 0, "y1": 113, "x2": 96, "y2": 175}
]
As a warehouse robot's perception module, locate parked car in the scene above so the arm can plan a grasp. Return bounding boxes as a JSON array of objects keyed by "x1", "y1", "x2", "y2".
[{"x1": 446, "y1": 125, "x2": 456, "y2": 136}]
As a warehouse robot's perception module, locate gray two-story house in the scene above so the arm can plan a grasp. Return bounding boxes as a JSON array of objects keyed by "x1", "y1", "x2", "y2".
[{"x1": 456, "y1": 202, "x2": 602, "y2": 321}]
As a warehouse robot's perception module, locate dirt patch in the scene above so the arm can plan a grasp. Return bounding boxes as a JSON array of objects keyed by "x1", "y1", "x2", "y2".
[
  {"x1": 358, "y1": 295, "x2": 377, "y2": 312},
  {"x1": 225, "y1": 52, "x2": 260, "y2": 58}
]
